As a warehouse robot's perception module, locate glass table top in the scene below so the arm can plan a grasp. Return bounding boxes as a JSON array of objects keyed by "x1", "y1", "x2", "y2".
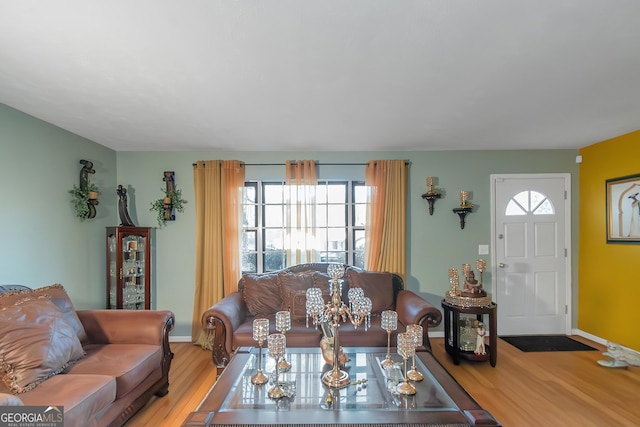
[{"x1": 219, "y1": 348, "x2": 459, "y2": 414}]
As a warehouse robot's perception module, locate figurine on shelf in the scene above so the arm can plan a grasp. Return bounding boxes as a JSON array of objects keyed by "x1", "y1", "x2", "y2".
[
  {"x1": 475, "y1": 321, "x2": 486, "y2": 355},
  {"x1": 461, "y1": 270, "x2": 487, "y2": 298}
]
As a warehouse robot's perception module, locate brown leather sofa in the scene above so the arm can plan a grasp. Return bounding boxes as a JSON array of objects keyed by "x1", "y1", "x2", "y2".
[
  {"x1": 202, "y1": 263, "x2": 442, "y2": 369},
  {"x1": 0, "y1": 284, "x2": 174, "y2": 427}
]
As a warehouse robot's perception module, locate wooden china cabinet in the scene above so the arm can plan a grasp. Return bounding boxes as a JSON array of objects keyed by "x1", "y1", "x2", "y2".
[{"x1": 106, "y1": 226, "x2": 151, "y2": 309}]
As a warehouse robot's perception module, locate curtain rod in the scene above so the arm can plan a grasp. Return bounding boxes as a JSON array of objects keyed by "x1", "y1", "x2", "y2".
[{"x1": 193, "y1": 161, "x2": 410, "y2": 166}]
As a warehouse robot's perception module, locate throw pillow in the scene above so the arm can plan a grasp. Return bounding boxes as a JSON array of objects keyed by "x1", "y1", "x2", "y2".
[
  {"x1": 345, "y1": 268, "x2": 394, "y2": 315},
  {"x1": 0, "y1": 296, "x2": 86, "y2": 394},
  {"x1": 277, "y1": 272, "x2": 314, "y2": 320},
  {"x1": 0, "y1": 284, "x2": 87, "y2": 343},
  {"x1": 242, "y1": 273, "x2": 281, "y2": 316}
]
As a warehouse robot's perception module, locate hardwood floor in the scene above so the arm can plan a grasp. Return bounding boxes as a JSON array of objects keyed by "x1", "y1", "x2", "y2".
[{"x1": 126, "y1": 336, "x2": 640, "y2": 426}]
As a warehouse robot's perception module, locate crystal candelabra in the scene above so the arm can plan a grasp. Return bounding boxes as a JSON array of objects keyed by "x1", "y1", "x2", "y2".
[
  {"x1": 406, "y1": 324, "x2": 424, "y2": 381},
  {"x1": 251, "y1": 318, "x2": 269, "y2": 385},
  {"x1": 380, "y1": 310, "x2": 398, "y2": 368},
  {"x1": 396, "y1": 332, "x2": 417, "y2": 395},
  {"x1": 267, "y1": 333, "x2": 286, "y2": 399},
  {"x1": 305, "y1": 263, "x2": 372, "y2": 388},
  {"x1": 275, "y1": 311, "x2": 292, "y2": 371}
]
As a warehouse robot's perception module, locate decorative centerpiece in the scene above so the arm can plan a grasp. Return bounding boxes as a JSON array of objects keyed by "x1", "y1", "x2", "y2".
[
  {"x1": 305, "y1": 263, "x2": 372, "y2": 388},
  {"x1": 445, "y1": 260, "x2": 492, "y2": 307}
]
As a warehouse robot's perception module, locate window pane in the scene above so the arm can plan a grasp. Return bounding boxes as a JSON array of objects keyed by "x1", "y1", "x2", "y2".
[
  {"x1": 506, "y1": 200, "x2": 527, "y2": 216},
  {"x1": 354, "y1": 251, "x2": 365, "y2": 268},
  {"x1": 264, "y1": 205, "x2": 283, "y2": 227},
  {"x1": 243, "y1": 204, "x2": 256, "y2": 227},
  {"x1": 533, "y1": 199, "x2": 554, "y2": 215},
  {"x1": 242, "y1": 231, "x2": 256, "y2": 251},
  {"x1": 354, "y1": 230, "x2": 365, "y2": 250},
  {"x1": 264, "y1": 252, "x2": 285, "y2": 271},
  {"x1": 327, "y1": 205, "x2": 346, "y2": 226},
  {"x1": 321, "y1": 252, "x2": 346, "y2": 263},
  {"x1": 244, "y1": 184, "x2": 257, "y2": 204},
  {"x1": 354, "y1": 204, "x2": 366, "y2": 227},
  {"x1": 315, "y1": 185, "x2": 327, "y2": 203},
  {"x1": 513, "y1": 191, "x2": 530, "y2": 211},
  {"x1": 242, "y1": 253, "x2": 257, "y2": 273},
  {"x1": 316, "y1": 204, "x2": 327, "y2": 227},
  {"x1": 327, "y1": 228, "x2": 346, "y2": 250},
  {"x1": 354, "y1": 184, "x2": 368, "y2": 203},
  {"x1": 264, "y1": 184, "x2": 284, "y2": 203},
  {"x1": 264, "y1": 229, "x2": 284, "y2": 250},
  {"x1": 327, "y1": 184, "x2": 346, "y2": 203}
]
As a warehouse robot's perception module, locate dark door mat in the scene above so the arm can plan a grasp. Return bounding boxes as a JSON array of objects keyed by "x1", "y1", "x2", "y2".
[{"x1": 500, "y1": 335, "x2": 598, "y2": 352}]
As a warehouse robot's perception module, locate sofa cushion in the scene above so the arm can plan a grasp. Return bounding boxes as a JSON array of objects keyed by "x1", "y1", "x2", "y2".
[
  {"x1": 278, "y1": 272, "x2": 314, "y2": 320},
  {"x1": 67, "y1": 344, "x2": 162, "y2": 399},
  {"x1": 17, "y1": 374, "x2": 116, "y2": 427},
  {"x1": 242, "y1": 273, "x2": 281, "y2": 316},
  {"x1": 0, "y1": 284, "x2": 87, "y2": 343},
  {"x1": 0, "y1": 297, "x2": 85, "y2": 394},
  {"x1": 346, "y1": 268, "x2": 394, "y2": 315}
]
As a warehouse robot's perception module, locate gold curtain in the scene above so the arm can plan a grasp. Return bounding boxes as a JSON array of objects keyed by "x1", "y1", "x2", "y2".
[
  {"x1": 192, "y1": 160, "x2": 245, "y2": 349},
  {"x1": 285, "y1": 160, "x2": 318, "y2": 265},
  {"x1": 364, "y1": 160, "x2": 409, "y2": 280}
]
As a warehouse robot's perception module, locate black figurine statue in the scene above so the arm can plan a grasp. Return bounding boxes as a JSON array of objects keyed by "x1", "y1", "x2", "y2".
[{"x1": 117, "y1": 185, "x2": 136, "y2": 226}]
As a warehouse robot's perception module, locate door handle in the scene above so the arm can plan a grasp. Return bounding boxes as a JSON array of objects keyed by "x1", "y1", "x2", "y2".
[{"x1": 498, "y1": 263, "x2": 506, "y2": 268}]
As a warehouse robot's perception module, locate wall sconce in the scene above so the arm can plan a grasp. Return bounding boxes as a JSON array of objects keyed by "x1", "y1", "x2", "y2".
[
  {"x1": 69, "y1": 159, "x2": 99, "y2": 221},
  {"x1": 452, "y1": 191, "x2": 473, "y2": 229},
  {"x1": 150, "y1": 171, "x2": 187, "y2": 227},
  {"x1": 421, "y1": 177, "x2": 441, "y2": 215}
]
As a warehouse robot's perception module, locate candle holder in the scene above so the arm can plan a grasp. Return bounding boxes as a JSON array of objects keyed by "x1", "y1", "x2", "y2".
[
  {"x1": 251, "y1": 318, "x2": 269, "y2": 385},
  {"x1": 476, "y1": 259, "x2": 486, "y2": 286},
  {"x1": 421, "y1": 177, "x2": 441, "y2": 216},
  {"x1": 380, "y1": 310, "x2": 398, "y2": 368},
  {"x1": 275, "y1": 311, "x2": 292, "y2": 371},
  {"x1": 453, "y1": 190, "x2": 474, "y2": 229},
  {"x1": 396, "y1": 332, "x2": 417, "y2": 395},
  {"x1": 406, "y1": 324, "x2": 424, "y2": 381},
  {"x1": 267, "y1": 333, "x2": 287, "y2": 399},
  {"x1": 306, "y1": 263, "x2": 371, "y2": 388}
]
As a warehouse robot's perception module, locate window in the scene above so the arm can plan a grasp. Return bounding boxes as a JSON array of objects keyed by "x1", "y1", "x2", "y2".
[
  {"x1": 241, "y1": 180, "x2": 366, "y2": 273},
  {"x1": 505, "y1": 190, "x2": 555, "y2": 216}
]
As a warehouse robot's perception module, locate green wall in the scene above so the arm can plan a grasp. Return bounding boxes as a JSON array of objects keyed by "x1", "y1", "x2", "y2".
[
  {"x1": 1, "y1": 104, "x2": 581, "y2": 339},
  {"x1": 0, "y1": 104, "x2": 116, "y2": 308},
  {"x1": 118, "y1": 150, "x2": 580, "y2": 337}
]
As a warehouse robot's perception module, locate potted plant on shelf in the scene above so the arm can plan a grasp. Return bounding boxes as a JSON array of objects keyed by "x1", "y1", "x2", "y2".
[
  {"x1": 69, "y1": 182, "x2": 100, "y2": 221},
  {"x1": 150, "y1": 187, "x2": 187, "y2": 227}
]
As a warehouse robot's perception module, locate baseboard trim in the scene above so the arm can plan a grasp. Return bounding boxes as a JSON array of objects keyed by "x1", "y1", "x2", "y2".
[{"x1": 169, "y1": 335, "x2": 194, "y2": 343}]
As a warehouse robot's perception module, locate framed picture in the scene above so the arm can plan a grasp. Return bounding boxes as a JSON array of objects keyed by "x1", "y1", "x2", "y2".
[{"x1": 606, "y1": 173, "x2": 640, "y2": 243}]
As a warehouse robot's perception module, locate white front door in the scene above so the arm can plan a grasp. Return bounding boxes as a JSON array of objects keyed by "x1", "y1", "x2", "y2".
[{"x1": 491, "y1": 174, "x2": 571, "y2": 336}]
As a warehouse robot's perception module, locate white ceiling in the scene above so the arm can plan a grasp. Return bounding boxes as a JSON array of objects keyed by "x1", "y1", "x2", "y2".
[{"x1": 1, "y1": 1, "x2": 639, "y2": 152}]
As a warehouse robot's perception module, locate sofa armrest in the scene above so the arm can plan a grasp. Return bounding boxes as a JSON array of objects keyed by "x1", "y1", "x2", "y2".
[
  {"x1": 0, "y1": 393, "x2": 24, "y2": 406},
  {"x1": 201, "y1": 292, "x2": 247, "y2": 368},
  {"x1": 396, "y1": 290, "x2": 443, "y2": 350},
  {"x1": 77, "y1": 309, "x2": 175, "y2": 346}
]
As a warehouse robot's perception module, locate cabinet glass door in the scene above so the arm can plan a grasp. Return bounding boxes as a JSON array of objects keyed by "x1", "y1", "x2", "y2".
[{"x1": 107, "y1": 226, "x2": 151, "y2": 309}]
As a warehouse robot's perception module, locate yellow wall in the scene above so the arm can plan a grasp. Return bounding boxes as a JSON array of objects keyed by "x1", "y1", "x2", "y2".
[{"x1": 579, "y1": 130, "x2": 640, "y2": 351}]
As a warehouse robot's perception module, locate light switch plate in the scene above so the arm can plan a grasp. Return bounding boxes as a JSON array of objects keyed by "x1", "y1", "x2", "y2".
[{"x1": 478, "y1": 244, "x2": 489, "y2": 255}]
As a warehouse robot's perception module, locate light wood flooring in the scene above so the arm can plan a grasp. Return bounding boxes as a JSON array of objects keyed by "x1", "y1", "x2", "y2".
[{"x1": 126, "y1": 336, "x2": 640, "y2": 427}]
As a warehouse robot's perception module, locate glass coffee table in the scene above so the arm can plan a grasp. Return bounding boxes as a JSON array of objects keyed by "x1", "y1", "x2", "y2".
[{"x1": 183, "y1": 347, "x2": 500, "y2": 426}]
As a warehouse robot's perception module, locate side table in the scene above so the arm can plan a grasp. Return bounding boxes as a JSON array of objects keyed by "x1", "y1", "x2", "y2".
[{"x1": 441, "y1": 300, "x2": 497, "y2": 367}]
